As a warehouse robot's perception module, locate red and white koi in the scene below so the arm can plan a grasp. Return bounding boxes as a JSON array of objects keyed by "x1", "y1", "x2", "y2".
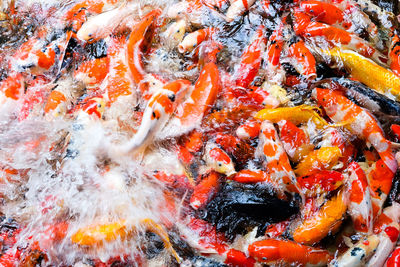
[
  {"x1": 386, "y1": 246, "x2": 400, "y2": 267},
  {"x1": 234, "y1": 25, "x2": 267, "y2": 89},
  {"x1": 203, "y1": 142, "x2": 236, "y2": 176},
  {"x1": 367, "y1": 203, "x2": 400, "y2": 267},
  {"x1": 256, "y1": 121, "x2": 302, "y2": 196},
  {"x1": 277, "y1": 119, "x2": 312, "y2": 162},
  {"x1": 236, "y1": 119, "x2": 261, "y2": 140},
  {"x1": 345, "y1": 162, "x2": 373, "y2": 234},
  {"x1": 178, "y1": 27, "x2": 217, "y2": 53},
  {"x1": 287, "y1": 39, "x2": 317, "y2": 80},
  {"x1": 225, "y1": 0, "x2": 257, "y2": 22},
  {"x1": 164, "y1": 61, "x2": 220, "y2": 137},
  {"x1": 293, "y1": 9, "x2": 387, "y2": 65},
  {"x1": 190, "y1": 171, "x2": 221, "y2": 209},
  {"x1": 76, "y1": 1, "x2": 139, "y2": 42},
  {"x1": 313, "y1": 88, "x2": 398, "y2": 174},
  {"x1": 115, "y1": 79, "x2": 191, "y2": 154}
]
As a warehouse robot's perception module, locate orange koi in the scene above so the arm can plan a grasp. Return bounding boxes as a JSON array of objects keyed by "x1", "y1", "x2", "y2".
[
  {"x1": 390, "y1": 34, "x2": 400, "y2": 78},
  {"x1": 248, "y1": 239, "x2": 332, "y2": 266},
  {"x1": 293, "y1": 190, "x2": 347, "y2": 245},
  {"x1": 294, "y1": 146, "x2": 342, "y2": 177},
  {"x1": 126, "y1": 9, "x2": 161, "y2": 85},
  {"x1": 229, "y1": 169, "x2": 270, "y2": 183},
  {"x1": 0, "y1": 73, "x2": 24, "y2": 100},
  {"x1": 300, "y1": 0, "x2": 344, "y2": 25}
]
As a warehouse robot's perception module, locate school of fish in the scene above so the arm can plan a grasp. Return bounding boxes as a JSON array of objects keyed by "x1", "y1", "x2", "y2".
[{"x1": 1, "y1": 0, "x2": 400, "y2": 266}]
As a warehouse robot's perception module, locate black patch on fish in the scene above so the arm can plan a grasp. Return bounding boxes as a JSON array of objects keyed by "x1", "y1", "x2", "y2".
[
  {"x1": 373, "y1": 0, "x2": 399, "y2": 14},
  {"x1": 282, "y1": 62, "x2": 298, "y2": 75},
  {"x1": 350, "y1": 247, "x2": 363, "y2": 256},
  {"x1": 321, "y1": 78, "x2": 400, "y2": 116},
  {"x1": 167, "y1": 231, "x2": 227, "y2": 266},
  {"x1": 188, "y1": 256, "x2": 228, "y2": 267},
  {"x1": 201, "y1": 181, "x2": 299, "y2": 240},
  {"x1": 144, "y1": 232, "x2": 165, "y2": 259},
  {"x1": 316, "y1": 62, "x2": 340, "y2": 80},
  {"x1": 84, "y1": 39, "x2": 108, "y2": 59},
  {"x1": 168, "y1": 94, "x2": 175, "y2": 102},
  {"x1": 387, "y1": 170, "x2": 400, "y2": 206}
]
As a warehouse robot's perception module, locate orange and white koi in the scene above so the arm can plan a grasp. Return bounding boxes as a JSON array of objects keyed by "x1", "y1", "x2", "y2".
[
  {"x1": 313, "y1": 88, "x2": 398, "y2": 174},
  {"x1": 76, "y1": 1, "x2": 138, "y2": 42},
  {"x1": 236, "y1": 119, "x2": 261, "y2": 140},
  {"x1": 367, "y1": 203, "x2": 400, "y2": 267},
  {"x1": 178, "y1": 27, "x2": 217, "y2": 53},
  {"x1": 116, "y1": 79, "x2": 191, "y2": 154},
  {"x1": 101, "y1": 36, "x2": 138, "y2": 103},
  {"x1": 320, "y1": 127, "x2": 356, "y2": 169},
  {"x1": 248, "y1": 239, "x2": 332, "y2": 266},
  {"x1": 367, "y1": 159, "x2": 396, "y2": 218},
  {"x1": 164, "y1": 61, "x2": 220, "y2": 137},
  {"x1": 234, "y1": 25, "x2": 266, "y2": 89},
  {"x1": 297, "y1": 170, "x2": 344, "y2": 197},
  {"x1": 300, "y1": 0, "x2": 345, "y2": 26},
  {"x1": 264, "y1": 21, "x2": 285, "y2": 84},
  {"x1": 249, "y1": 85, "x2": 281, "y2": 107},
  {"x1": 287, "y1": 39, "x2": 317, "y2": 80},
  {"x1": 190, "y1": 171, "x2": 221, "y2": 209},
  {"x1": 256, "y1": 121, "x2": 302, "y2": 195},
  {"x1": 225, "y1": 0, "x2": 257, "y2": 22},
  {"x1": 293, "y1": 10, "x2": 386, "y2": 65},
  {"x1": 277, "y1": 119, "x2": 312, "y2": 162},
  {"x1": 203, "y1": 142, "x2": 236, "y2": 176},
  {"x1": 73, "y1": 56, "x2": 110, "y2": 87},
  {"x1": 345, "y1": 162, "x2": 373, "y2": 234},
  {"x1": 184, "y1": 217, "x2": 256, "y2": 266}
]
